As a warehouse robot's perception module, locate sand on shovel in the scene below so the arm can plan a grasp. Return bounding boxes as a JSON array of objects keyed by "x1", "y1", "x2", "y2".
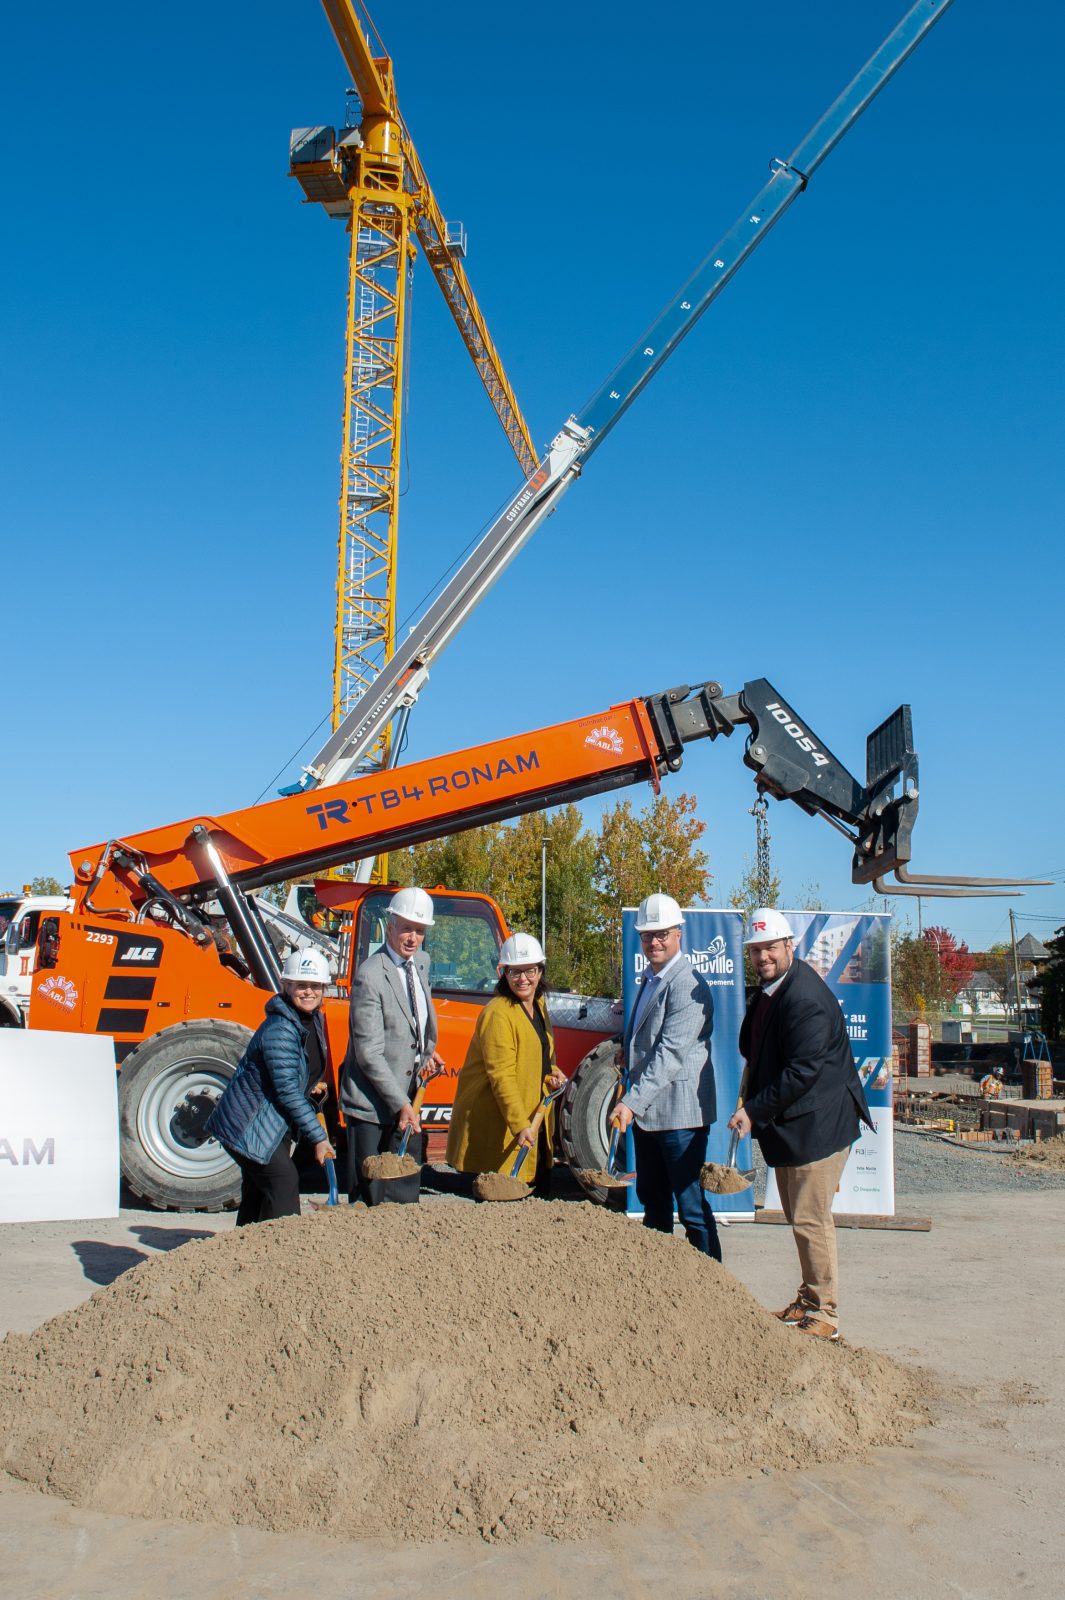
[
  {"x1": 574, "y1": 1167, "x2": 630, "y2": 1189},
  {"x1": 362, "y1": 1152, "x2": 419, "y2": 1181},
  {"x1": 0, "y1": 1202, "x2": 933, "y2": 1545},
  {"x1": 472, "y1": 1170, "x2": 529, "y2": 1201},
  {"x1": 700, "y1": 1162, "x2": 753, "y2": 1195}
]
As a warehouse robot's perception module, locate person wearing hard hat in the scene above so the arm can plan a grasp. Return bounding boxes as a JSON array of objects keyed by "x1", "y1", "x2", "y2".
[
  {"x1": 205, "y1": 948, "x2": 336, "y2": 1225},
  {"x1": 729, "y1": 908, "x2": 873, "y2": 1341},
  {"x1": 339, "y1": 886, "x2": 444, "y2": 1205},
  {"x1": 608, "y1": 894, "x2": 721, "y2": 1259},
  {"x1": 446, "y1": 932, "x2": 567, "y2": 1190}
]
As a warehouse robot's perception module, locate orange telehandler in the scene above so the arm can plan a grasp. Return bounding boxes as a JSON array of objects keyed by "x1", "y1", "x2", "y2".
[{"x1": 31, "y1": 674, "x2": 931, "y2": 1210}]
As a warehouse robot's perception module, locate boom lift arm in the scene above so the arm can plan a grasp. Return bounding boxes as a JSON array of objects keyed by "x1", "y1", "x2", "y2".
[{"x1": 299, "y1": 0, "x2": 957, "y2": 795}]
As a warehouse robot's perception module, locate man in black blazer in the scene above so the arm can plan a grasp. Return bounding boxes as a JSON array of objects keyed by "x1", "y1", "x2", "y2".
[{"x1": 728, "y1": 908, "x2": 872, "y2": 1341}]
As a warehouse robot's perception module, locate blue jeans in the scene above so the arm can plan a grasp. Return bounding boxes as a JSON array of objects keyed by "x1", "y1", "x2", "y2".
[{"x1": 632, "y1": 1124, "x2": 722, "y2": 1261}]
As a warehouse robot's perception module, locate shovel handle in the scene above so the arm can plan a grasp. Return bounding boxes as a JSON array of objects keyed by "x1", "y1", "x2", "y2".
[
  {"x1": 606, "y1": 1123, "x2": 622, "y2": 1173},
  {"x1": 508, "y1": 1082, "x2": 565, "y2": 1179},
  {"x1": 397, "y1": 1075, "x2": 430, "y2": 1159}
]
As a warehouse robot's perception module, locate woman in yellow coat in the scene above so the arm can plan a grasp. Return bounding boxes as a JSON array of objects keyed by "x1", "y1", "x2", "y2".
[{"x1": 446, "y1": 932, "x2": 566, "y2": 1186}]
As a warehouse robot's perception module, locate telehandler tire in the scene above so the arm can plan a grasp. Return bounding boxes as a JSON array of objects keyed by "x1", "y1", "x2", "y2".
[
  {"x1": 118, "y1": 1020, "x2": 250, "y2": 1212},
  {"x1": 557, "y1": 1039, "x2": 627, "y2": 1207}
]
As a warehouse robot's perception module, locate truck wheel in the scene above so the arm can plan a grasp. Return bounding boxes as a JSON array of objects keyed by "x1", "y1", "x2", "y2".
[
  {"x1": 558, "y1": 1039, "x2": 626, "y2": 1207},
  {"x1": 118, "y1": 1021, "x2": 250, "y2": 1212}
]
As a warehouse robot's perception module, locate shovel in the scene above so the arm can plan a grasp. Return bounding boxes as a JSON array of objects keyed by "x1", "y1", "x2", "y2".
[
  {"x1": 473, "y1": 1083, "x2": 566, "y2": 1203},
  {"x1": 700, "y1": 1127, "x2": 755, "y2": 1195},
  {"x1": 362, "y1": 1074, "x2": 430, "y2": 1206},
  {"x1": 575, "y1": 1121, "x2": 636, "y2": 1193},
  {"x1": 701, "y1": 1073, "x2": 754, "y2": 1195},
  {"x1": 574, "y1": 1065, "x2": 635, "y2": 1194},
  {"x1": 309, "y1": 1104, "x2": 342, "y2": 1212}
]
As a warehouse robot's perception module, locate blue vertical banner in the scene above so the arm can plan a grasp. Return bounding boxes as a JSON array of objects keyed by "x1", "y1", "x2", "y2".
[
  {"x1": 763, "y1": 911, "x2": 895, "y2": 1216},
  {"x1": 621, "y1": 907, "x2": 752, "y2": 1219}
]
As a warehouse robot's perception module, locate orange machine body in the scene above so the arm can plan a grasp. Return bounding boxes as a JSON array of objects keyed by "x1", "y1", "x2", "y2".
[{"x1": 31, "y1": 696, "x2": 660, "y2": 1163}]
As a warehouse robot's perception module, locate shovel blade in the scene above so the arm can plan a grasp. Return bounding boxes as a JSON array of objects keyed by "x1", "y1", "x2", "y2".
[{"x1": 700, "y1": 1161, "x2": 755, "y2": 1195}]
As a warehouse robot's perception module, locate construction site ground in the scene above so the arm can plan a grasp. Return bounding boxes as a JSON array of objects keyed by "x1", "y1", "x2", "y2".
[{"x1": 2, "y1": 1133, "x2": 1064, "y2": 1600}]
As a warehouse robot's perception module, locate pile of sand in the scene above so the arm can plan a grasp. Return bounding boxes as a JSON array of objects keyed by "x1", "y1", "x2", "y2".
[
  {"x1": 0, "y1": 1202, "x2": 930, "y2": 1544},
  {"x1": 1010, "y1": 1133, "x2": 1065, "y2": 1170}
]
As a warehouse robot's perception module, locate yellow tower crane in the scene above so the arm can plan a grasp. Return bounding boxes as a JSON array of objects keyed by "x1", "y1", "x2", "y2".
[{"x1": 290, "y1": 0, "x2": 536, "y2": 775}]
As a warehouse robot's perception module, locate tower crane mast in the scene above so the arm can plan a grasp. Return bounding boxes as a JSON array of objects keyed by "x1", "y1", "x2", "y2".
[{"x1": 290, "y1": 0, "x2": 536, "y2": 772}]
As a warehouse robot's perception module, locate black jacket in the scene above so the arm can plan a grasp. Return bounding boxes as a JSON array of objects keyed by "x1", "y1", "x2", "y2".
[{"x1": 739, "y1": 957, "x2": 873, "y2": 1167}]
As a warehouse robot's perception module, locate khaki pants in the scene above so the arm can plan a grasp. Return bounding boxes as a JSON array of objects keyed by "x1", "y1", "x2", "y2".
[{"x1": 775, "y1": 1145, "x2": 852, "y2": 1328}]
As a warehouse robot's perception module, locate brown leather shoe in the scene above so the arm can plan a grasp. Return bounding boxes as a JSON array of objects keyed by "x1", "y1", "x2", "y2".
[
  {"x1": 796, "y1": 1315, "x2": 840, "y2": 1341},
  {"x1": 775, "y1": 1298, "x2": 809, "y2": 1324}
]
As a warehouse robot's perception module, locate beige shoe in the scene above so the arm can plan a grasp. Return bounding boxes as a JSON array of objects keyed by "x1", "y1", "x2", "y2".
[
  {"x1": 775, "y1": 1298, "x2": 809, "y2": 1325},
  {"x1": 796, "y1": 1315, "x2": 840, "y2": 1341}
]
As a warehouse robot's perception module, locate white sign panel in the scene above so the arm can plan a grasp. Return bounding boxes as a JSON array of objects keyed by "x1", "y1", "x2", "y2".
[
  {"x1": 0, "y1": 1030, "x2": 120, "y2": 1223},
  {"x1": 764, "y1": 1114, "x2": 895, "y2": 1217},
  {"x1": 762, "y1": 910, "x2": 894, "y2": 1218}
]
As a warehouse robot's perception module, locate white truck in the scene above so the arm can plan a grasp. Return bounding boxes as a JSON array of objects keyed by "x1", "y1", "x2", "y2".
[{"x1": 0, "y1": 892, "x2": 73, "y2": 1027}]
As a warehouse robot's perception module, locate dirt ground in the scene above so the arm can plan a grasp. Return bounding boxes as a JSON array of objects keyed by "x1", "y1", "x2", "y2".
[{"x1": 2, "y1": 1186, "x2": 1063, "y2": 1600}]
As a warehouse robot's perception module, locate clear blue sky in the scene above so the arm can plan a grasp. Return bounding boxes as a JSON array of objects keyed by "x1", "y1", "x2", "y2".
[{"x1": 4, "y1": 0, "x2": 1063, "y2": 954}]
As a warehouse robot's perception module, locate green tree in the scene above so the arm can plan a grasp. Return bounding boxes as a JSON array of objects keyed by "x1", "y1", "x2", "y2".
[
  {"x1": 1035, "y1": 925, "x2": 1065, "y2": 1039},
  {"x1": 29, "y1": 875, "x2": 64, "y2": 895},
  {"x1": 727, "y1": 858, "x2": 782, "y2": 921},
  {"x1": 893, "y1": 933, "x2": 941, "y2": 1019}
]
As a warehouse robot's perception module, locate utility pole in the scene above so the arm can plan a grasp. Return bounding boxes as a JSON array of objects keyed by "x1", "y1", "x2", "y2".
[
  {"x1": 540, "y1": 838, "x2": 548, "y2": 953},
  {"x1": 1009, "y1": 907, "x2": 1024, "y2": 1029}
]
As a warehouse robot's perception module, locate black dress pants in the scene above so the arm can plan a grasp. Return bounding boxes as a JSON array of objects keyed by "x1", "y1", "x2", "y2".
[{"x1": 231, "y1": 1142, "x2": 301, "y2": 1226}]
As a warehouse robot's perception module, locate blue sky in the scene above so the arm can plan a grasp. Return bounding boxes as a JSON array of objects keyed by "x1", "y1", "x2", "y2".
[{"x1": 4, "y1": 0, "x2": 1063, "y2": 955}]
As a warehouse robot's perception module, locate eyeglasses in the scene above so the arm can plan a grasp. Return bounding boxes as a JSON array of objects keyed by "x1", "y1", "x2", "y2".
[
  {"x1": 505, "y1": 966, "x2": 542, "y2": 980},
  {"x1": 639, "y1": 930, "x2": 677, "y2": 945}
]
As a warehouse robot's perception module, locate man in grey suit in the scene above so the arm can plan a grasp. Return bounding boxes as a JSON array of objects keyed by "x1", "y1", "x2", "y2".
[
  {"x1": 340, "y1": 885, "x2": 442, "y2": 1204},
  {"x1": 609, "y1": 893, "x2": 720, "y2": 1259}
]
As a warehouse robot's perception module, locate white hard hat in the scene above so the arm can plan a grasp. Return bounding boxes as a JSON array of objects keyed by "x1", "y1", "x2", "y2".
[
  {"x1": 281, "y1": 947, "x2": 330, "y2": 984},
  {"x1": 744, "y1": 908, "x2": 794, "y2": 945},
  {"x1": 498, "y1": 932, "x2": 545, "y2": 969},
  {"x1": 387, "y1": 886, "x2": 435, "y2": 927},
  {"x1": 634, "y1": 893, "x2": 685, "y2": 932}
]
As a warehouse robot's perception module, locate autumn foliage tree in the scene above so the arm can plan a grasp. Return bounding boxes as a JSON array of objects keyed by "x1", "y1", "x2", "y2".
[
  {"x1": 892, "y1": 925, "x2": 975, "y2": 1019},
  {"x1": 593, "y1": 793, "x2": 710, "y2": 993},
  {"x1": 892, "y1": 935, "x2": 943, "y2": 1019},
  {"x1": 399, "y1": 792, "x2": 711, "y2": 996},
  {"x1": 922, "y1": 926, "x2": 974, "y2": 1000}
]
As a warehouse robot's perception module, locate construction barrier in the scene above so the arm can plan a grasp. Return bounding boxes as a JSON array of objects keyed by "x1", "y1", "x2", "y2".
[{"x1": 0, "y1": 1030, "x2": 119, "y2": 1224}]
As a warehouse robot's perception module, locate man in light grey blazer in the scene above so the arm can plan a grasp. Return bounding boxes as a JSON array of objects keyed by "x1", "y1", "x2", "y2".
[
  {"x1": 609, "y1": 893, "x2": 720, "y2": 1259},
  {"x1": 340, "y1": 886, "x2": 442, "y2": 1204}
]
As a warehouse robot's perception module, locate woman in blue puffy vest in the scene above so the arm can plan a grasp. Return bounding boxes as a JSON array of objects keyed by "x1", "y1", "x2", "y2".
[{"x1": 206, "y1": 948, "x2": 335, "y2": 1225}]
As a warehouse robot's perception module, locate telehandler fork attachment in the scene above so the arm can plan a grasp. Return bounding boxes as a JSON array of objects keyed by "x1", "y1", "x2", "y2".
[{"x1": 643, "y1": 680, "x2": 1046, "y2": 899}]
